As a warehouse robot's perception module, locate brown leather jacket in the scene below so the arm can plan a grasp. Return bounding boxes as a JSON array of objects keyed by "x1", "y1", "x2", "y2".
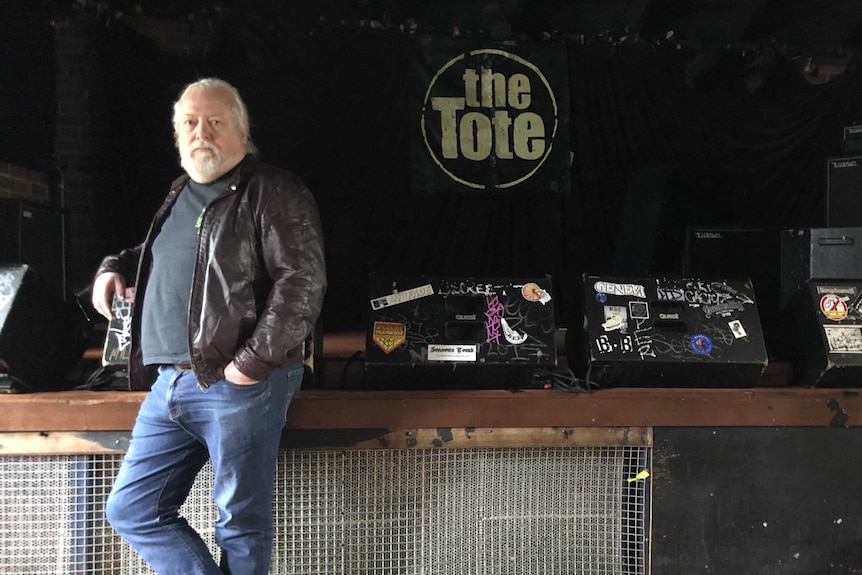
[{"x1": 95, "y1": 156, "x2": 327, "y2": 390}]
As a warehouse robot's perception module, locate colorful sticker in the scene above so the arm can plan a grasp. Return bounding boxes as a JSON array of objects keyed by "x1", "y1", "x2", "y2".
[
  {"x1": 820, "y1": 294, "x2": 849, "y2": 321},
  {"x1": 522, "y1": 282, "x2": 552, "y2": 304},
  {"x1": 595, "y1": 292, "x2": 607, "y2": 303},
  {"x1": 690, "y1": 334, "x2": 713, "y2": 355},
  {"x1": 371, "y1": 321, "x2": 407, "y2": 354}
]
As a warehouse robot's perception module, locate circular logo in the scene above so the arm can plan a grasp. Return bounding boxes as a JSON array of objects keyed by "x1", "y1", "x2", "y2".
[
  {"x1": 595, "y1": 292, "x2": 607, "y2": 303},
  {"x1": 690, "y1": 334, "x2": 713, "y2": 355},
  {"x1": 421, "y1": 48, "x2": 559, "y2": 189},
  {"x1": 820, "y1": 294, "x2": 848, "y2": 321}
]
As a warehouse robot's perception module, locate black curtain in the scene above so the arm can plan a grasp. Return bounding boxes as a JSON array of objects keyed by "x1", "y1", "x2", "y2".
[{"x1": 90, "y1": 17, "x2": 862, "y2": 333}]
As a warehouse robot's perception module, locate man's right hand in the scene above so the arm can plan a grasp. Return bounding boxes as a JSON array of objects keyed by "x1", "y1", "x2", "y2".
[{"x1": 92, "y1": 272, "x2": 126, "y2": 320}]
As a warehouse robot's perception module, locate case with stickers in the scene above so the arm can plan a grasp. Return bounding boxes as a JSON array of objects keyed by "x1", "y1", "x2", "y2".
[
  {"x1": 365, "y1": 275, "x2": 557, "y2": 389},
  {"x1": 793, "y1": 280, "x2": 862, "y2": 387},
  {"x1": 582, "y1": 275, "x2": 768, "y2": 388}
]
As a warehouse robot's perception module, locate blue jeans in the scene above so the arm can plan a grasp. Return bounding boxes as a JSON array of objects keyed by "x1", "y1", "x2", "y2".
[{"x1": 106, "y1": 364, "x2": 302, "y2": 575}]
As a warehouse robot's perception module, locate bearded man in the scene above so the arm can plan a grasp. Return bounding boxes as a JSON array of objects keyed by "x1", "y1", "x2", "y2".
[{"x1": 91, "y1": 77, "x2": 326, "y2": 575}]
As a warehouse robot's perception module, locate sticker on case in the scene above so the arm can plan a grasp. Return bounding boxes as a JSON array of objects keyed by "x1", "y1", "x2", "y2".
[
  {"x1": 522, "y1": 282, "x2": 552, "y2": 305},
  {"x1": 820, "y1": 294, "x2": 849, "y2": 321},
  {"x1": 690, "y1": 334, "x2": 713, "y2": 355},
  {"x1": 371, "y1": 321, "x2": 407, "y2": 354}
]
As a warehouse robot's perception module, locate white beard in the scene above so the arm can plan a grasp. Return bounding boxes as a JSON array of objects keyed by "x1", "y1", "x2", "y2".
[{"x1": 182, "y1": 143, "x2": 226, "y2": 183}]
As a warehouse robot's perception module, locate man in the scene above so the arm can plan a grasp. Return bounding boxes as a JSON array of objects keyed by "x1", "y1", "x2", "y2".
[{"x1": 92, "y1": 77, "x2": 326, "y2": 575}]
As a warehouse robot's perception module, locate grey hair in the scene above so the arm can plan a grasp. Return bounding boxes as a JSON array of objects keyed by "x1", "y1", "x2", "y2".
[{"x1": 172, "y1": 77, "x2": 258, "y2": 156}]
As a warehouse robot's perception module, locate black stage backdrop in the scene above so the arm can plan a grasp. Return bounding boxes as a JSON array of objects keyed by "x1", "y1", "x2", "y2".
[{"x1": 86, "y1": 19, "x2": 862, "y2": 334}]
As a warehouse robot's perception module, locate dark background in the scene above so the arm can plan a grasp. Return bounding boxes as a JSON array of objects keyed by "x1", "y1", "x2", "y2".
[
  {"x1": 3, "y1": 0, "x2": 862, "y2": 336},
  {"x1": 3, "y1": 3, "x2": 862, "y2": 572}
]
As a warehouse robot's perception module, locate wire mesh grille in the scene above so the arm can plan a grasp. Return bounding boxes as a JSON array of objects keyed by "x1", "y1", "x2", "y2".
[{"x1": 0, "y1": 446, "x2": 649, "y2": 575}]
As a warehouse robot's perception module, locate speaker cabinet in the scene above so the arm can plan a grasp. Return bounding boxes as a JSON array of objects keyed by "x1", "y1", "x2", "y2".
[
  {"x1": 792, "y1": 279, "x2": 862, "y2": 387},
  {"x1": 0, "y1": 199, "x2": 65, "y2": 299},
  {"x1": 684, "y1": 227, "x2": 782, "y2": 352},
  {"x1": 365, "y1": 276, "x2": 557, "y2": 390},
  {"x1": 582, "y1": 275, "x2": 768, "y2": 388},
  {"x1": 0, "y1": 264, "x2": 84, "y2": 392},
  {"x1": 780, "y1": 228, "x2": 862, "y2": 311},
  {"x1": 826, "y1": 156, "x2": 862, "y2": 227}
]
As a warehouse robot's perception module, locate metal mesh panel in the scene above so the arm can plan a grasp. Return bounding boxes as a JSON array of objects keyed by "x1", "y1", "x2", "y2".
[{"x1": 0, "y1": 446, "x2": 649, "y2": 575}]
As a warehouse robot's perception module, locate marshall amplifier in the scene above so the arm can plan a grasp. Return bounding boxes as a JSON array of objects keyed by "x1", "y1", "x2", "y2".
[
  {"x1": 365, "y1": 276, "x2": 557, "y2": 389},
  {"x1": 582, "y1": 276, "x2": 768, "y2": 388},
  {"x1": 792, "y1": 280, "x2": 862, "y2": 387}
]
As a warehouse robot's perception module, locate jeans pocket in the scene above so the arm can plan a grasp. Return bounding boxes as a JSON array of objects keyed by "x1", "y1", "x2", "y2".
[{"x1": 222, "y1": 378, "x2": 272, "y2": 407}]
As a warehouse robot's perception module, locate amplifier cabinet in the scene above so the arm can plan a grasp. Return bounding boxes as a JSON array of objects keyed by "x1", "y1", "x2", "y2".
[
  {"x1": 0, "y1": 264, "x2": 85, "y2": 391},
  {"x1": 780, "y1": 227, "x2": 862, "y2": 310},
  {"x1": 0, "y1": 199, "x2": 65, "y2": 300},
  {"x1": 793, "y1": 280, "x2": 862, "y2": 387},
  {"x1": 684, "y1": 226, "x2": 786, "y2": 357},
  {"x1": 826, "y1": 156, "x2": 862, "y2": 226},
  {"x1": 365, "y1": 276, "x2": 557, "y2": 390},
  {"x1": 583, "y1": 276, "x2": 768, "y2": 388}
]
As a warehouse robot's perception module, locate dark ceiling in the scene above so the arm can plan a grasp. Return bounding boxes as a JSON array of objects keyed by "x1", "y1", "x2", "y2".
[{"x1": 55, "y1": 0, "x2": 862, "y2": 56}]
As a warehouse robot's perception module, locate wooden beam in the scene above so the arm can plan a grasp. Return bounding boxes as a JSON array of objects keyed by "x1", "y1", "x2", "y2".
[
  {"x1": 0, "y1": 431, "x2": 129, "y2": 455},
  {"x1": 1, "y1": 387, "x2": 860, "y2": 432},
  {"x1": 281, "y1": 426, "x2": 652, "y2": 450}
]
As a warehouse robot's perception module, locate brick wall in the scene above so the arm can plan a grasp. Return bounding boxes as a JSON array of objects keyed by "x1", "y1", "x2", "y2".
[
  {"x1": 0, "y1": 163, "x2": 50, "y2": 203},
  {"x1": 52, "y1": 17, "x2": 99, "y2": 290},
  {"x1": 51, "y1": 12, "x2": 209, "y2": 291}
]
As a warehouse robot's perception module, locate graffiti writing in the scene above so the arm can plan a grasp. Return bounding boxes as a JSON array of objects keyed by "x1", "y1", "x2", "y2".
[{"x1": 485, "y1": 293, "x2": 505, "y2": 344}]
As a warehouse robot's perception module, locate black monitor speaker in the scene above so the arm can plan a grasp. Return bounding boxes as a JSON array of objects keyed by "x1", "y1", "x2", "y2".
[{"x1": 0, "y1": 264, "x2": 85, "y2": 392}]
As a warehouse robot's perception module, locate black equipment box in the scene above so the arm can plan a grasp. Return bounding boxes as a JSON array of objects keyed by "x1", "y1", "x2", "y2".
[
  {"x1": 780, "y1": 227, "x2": 862, "y2": 310},
  {"x1": 684, "y1": 226, "x2": 786, "y2": 357},
  {"x1": 0, "y1": 200, "x2": 66, "y2": 300},
  {"x1": 842, "y1": 128, "x2": 862, "y2": 154},
  {"x1": 0, "y1": 264, "x2": 85, "y2": 392},
  {"x1": 365, "y1": 276, "x2": 557, "y2": 389},
  {"x1": 582, "y1": 276, "x2": 768, "y2": 388},
  {"x1": 792, "y1": 280, "x2": 862, "y2": 387},
  {"x1": 827, "y1": 156, "x2": 862, "y2": 225}
]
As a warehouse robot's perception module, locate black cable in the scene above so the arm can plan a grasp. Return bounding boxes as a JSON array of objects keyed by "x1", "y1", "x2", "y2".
[
  {"x1": 341, "y1": 351, "x2": 365, "y2": 388},
  {"x1": 549, "y1": 364, "x2": 601, "y2": 393}
]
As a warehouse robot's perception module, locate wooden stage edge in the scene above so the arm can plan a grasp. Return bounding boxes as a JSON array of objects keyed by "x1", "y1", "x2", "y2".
[
  {"x1": 0, "y1": 386, "x2": 860, "y2": 433},
  {"x1": 4, "y1": 334, "x2": 861, "y2": 433}
]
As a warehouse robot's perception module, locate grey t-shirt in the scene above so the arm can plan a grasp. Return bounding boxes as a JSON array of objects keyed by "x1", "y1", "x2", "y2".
[{"x1": 141, "y1": 177, "x2": 227, "y2": 366}]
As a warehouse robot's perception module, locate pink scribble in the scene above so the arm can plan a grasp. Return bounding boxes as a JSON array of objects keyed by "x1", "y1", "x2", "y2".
[{"x1": 485, "y1": 293, "x2": 504, "y2": 344}]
